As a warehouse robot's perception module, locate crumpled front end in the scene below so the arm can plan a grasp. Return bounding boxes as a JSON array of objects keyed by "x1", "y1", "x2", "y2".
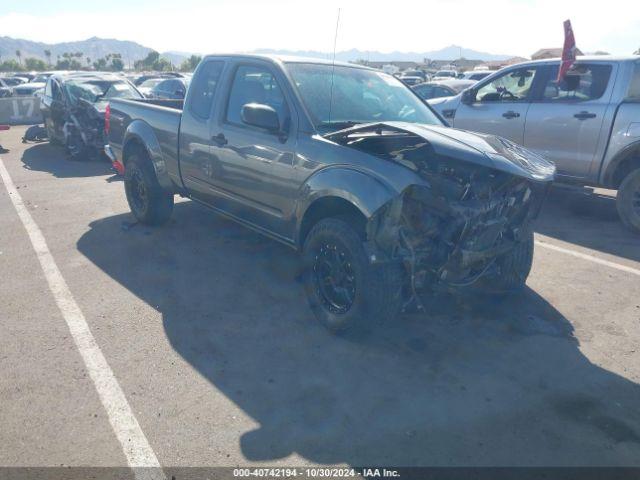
[
  {"x1": 327, "y1": 122, "x2": 553, "y2": 295},
  {"x1": 367, "y1": 167, "x2": 546, "y2": 293},
  {"x1": 64, "y1": 99, "x2": 107, "y2": 152}
]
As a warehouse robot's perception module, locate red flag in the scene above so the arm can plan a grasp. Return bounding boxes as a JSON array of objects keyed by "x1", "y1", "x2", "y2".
[{"x1": 557, "y1": 20, "x2": 578, "y2": 83}]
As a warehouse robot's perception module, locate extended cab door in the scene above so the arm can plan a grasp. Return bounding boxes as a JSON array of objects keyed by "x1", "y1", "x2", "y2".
[
  {"x1": 523, "y1": 62, "x2": 616, "y2": 180},
  {"x1": 179, "y1": 59, "x2": 227, "y2": 199},
  {"x1": 452, "y1": 66, "x2": 542, "y2": 144}
]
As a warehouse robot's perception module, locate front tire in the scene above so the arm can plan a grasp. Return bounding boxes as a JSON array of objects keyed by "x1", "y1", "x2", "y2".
[
  {"x1": 487, "y1": 230, "x2": 534, "y2": 292},
  {"x1": 616, "y1": 167, "x2": 640, "y2": 233},
  {"x1": 124, "y1": 151, "x2": 174, "y2": 225},
  {"x1": 475, "y1": 232, "x2": 534, "y2": 296},
  {"x1": 302, "y1": 218, "x2": 403, "y2": 334}
]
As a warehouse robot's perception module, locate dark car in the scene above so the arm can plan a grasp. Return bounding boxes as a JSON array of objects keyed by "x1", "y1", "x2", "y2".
[
  {"x1": 41, "y1": 73, "x2": 143, "y2": 160},
  {"x1": 106, "y1": 54, "x2": 555, "y2": 333},
  {"x1": 147, "y1": 77, "x2": 191, "y2": 99},
  {"x1": 412, "y1": 79, "x2": 476, "y2": 101}
]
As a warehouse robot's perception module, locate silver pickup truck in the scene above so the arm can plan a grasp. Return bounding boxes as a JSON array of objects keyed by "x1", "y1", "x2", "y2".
[
  {"x1": 106, "y1": 54, "x2": 554, "y2": 333},
  {"x1": 430, "y1": 56, "x2": 640, "y2": 231}
]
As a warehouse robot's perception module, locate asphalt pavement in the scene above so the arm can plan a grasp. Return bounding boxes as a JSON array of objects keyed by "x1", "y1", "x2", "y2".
[{"x1": 1, "y1": 126, "x2": 639, "y2": 475}]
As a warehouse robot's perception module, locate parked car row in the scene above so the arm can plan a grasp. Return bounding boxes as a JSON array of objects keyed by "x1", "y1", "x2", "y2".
[
  {"x1": 0, "y1": 71, "x2": 192, "y2": 100},
  {"x1": 0, "y1": 71, "x2": 70, "y2": 97}
]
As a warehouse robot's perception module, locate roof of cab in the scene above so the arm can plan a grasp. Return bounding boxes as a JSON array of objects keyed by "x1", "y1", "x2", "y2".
[{"x1": 202, "y1": 53, "x2": 373, "y2": 70}]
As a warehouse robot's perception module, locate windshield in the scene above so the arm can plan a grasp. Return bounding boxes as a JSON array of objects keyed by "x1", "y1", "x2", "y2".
[
  {"x1": 65, "y1": 80, "x2": 142, "y2": 104},
  {"x1": 286, "y1": 63, "x2": 442, "y2": 133},
  {"x1": 435, "y1": 71, "x2": 456, "y2": 77}
]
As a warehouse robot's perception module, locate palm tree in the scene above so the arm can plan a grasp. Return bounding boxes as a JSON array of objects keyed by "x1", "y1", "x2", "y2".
[
  {"x1": 15, "y1": 50, "x2": 22, "y2": 65},
  {"x1": 44, "y1": 49, "x2": 52, "y2": 67}
]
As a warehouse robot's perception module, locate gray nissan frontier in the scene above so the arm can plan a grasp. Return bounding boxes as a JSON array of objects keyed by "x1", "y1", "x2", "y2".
[{"x1": 105, "y1": 54, "x2": 555, "y2": 332}]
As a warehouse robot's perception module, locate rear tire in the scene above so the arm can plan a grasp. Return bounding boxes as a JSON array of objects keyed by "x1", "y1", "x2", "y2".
[
  {"x1": 124, "y1": 151, "x2": 174, "y2": 225},
  {"x1": 302, "y1": 218, "x2": 403, "y2": 334},
  {"x1": 616, "y1": 167, "x2": 640, "y2": 233}
]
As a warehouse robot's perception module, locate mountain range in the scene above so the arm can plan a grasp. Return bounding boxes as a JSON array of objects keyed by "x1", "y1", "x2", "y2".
[
  {"x1": 0, "y1": 36, "x2": 155, "y2": 67},
  {"x1": 0, "y1": 36, "x2": 515, "y2": 67}
]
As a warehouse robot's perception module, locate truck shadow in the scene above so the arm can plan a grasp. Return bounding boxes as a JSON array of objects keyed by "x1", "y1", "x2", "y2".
[
  {"x1": 535, "y1": 185, "x2": 640, "y2": 263},
  {"x1": 77, "y1": 201, "x2": 640, "y2": 466},
  {"x1": 20, "y1": 142, "x2": 115, "y2": 178}
]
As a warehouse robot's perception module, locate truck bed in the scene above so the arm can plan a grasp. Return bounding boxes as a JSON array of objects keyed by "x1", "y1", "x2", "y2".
[{"x1": 107, "y1": 97, "x2": 184, "y2": 184}]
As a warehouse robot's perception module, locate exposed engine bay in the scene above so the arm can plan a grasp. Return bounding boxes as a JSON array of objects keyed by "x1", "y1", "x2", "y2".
[{"x1": 327, "y1": 123, "x2": 549, "y2": 298}]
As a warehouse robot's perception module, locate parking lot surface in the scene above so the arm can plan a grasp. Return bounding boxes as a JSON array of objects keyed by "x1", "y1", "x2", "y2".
[{"x1": 1, "y1": 126, "x2": 640, "y2": 470}]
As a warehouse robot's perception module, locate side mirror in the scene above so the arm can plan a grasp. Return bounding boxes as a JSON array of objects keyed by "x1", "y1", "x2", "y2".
[
  {"x1": 461, "y1": 88, "x2": 476, "y2": 105},
  {"x1": 241, "y1": 103, "x2": 280, "y2": 132}
]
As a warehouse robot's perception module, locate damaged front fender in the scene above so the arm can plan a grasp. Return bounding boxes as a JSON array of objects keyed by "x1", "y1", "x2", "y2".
[{"x1": 325, "y1": 121, "x2": 553, "y2": 294}]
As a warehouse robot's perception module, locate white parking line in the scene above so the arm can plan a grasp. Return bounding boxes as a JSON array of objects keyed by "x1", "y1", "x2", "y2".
[
  {"x1": 535, "y1": 239, "x2": 640, "y2": 277},
  {"x1": 0, "y1": 158, "x2": 164, "y2": 480}
]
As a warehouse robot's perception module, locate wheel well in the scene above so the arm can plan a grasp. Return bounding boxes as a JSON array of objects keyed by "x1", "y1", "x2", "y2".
[
  {"x1": 122, "y1": 138, "x2": 146, "y2": 166},
  {"x1": 611, "y1": 147, "x2": 640, "y2": 188},
  {"x1": 299, "y1": 197, "x2": 367, "y2": 246}
]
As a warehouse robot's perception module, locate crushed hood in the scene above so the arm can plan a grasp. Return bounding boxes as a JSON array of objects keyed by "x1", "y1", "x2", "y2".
[{"x1": 327, "y1": 121, "x2": 556, "y2": 182}]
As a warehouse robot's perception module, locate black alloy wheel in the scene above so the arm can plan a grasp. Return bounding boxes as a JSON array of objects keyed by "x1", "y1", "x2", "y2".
[{"x1": 312, "y1": 242, "x2": 357, "y2": 315}]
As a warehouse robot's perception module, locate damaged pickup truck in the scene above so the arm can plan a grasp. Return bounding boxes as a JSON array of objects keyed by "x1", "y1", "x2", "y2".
[
  {"x1": 40, "y1": 73, "x2": 143, "y2": 160},
  {"x1": 105, "y1": 55, "x2": 555, "y2": 332}
]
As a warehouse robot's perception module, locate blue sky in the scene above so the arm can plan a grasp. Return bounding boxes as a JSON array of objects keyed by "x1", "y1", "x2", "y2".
[{"x1": 1, "y1": 0, "x2": 638, "y2": 56}]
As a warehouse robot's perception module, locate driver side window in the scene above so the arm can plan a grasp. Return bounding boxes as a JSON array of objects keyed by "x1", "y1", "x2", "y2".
[
  {"x1": 475, "y1": 68, "x2": 538, "y2": 102},
  {"x1": 225, "y1": 65, "x2": 289, "y2": 127}
]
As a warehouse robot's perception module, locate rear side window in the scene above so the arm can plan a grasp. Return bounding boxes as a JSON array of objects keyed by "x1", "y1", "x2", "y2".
[
  {"x1": 189, "y1": 61, "x2": 224, "y2": 119},
  {"x1": 541, "y1": 64, "x2": 612, "y2": 102},
  {"x1": 627, "y1": 62, "x2": 640, "y2": 100}
]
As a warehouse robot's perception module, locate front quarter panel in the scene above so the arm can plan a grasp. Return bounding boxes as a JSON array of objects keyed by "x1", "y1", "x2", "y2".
[{"x1": 292, "y1": 135, "x2": 426, "y2": 246}]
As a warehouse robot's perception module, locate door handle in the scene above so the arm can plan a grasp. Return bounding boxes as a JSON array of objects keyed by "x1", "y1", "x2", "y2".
[
  {"x1": 211, "y1": 133, "x2": 227, "y2": 146},
  {"x1": 502, "y1": 111, "x2": 520, "y2": 119},
  {"x1": 574, "y1": 111, "x2": 597, "y2": 120}
]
